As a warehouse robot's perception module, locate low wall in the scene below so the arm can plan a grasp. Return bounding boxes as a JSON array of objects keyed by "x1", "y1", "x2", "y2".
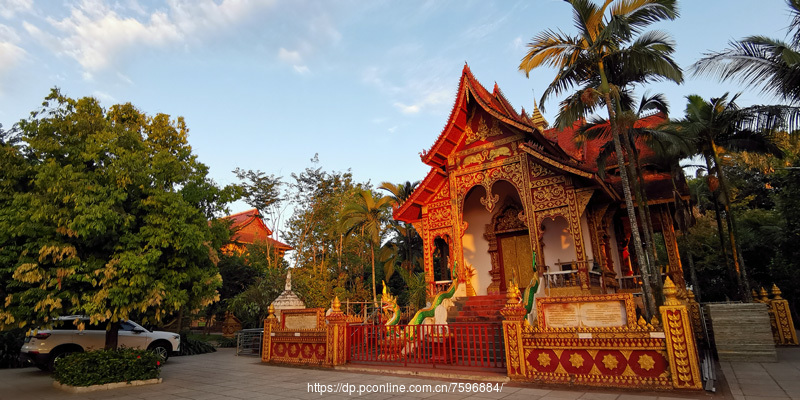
[
  {"x1": 261, "y1": 302, "x2": 348, "y2": 367},
  {"x1": 502, "y1": 279, "x2": 702, "y2": 391}
]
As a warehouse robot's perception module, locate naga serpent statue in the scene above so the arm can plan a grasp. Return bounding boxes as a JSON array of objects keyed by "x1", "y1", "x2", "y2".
[
  {"x1": 381, "y1": 280, "x2": 400, "y2": 327},
  {"x1": 521, "y1": 251, "x2": 540, "y2": 314}
]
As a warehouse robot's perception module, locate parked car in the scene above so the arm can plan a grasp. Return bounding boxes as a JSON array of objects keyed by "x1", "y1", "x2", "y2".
[{"x1": 20, "y1": 316, "x2": 180, "y2": 371}]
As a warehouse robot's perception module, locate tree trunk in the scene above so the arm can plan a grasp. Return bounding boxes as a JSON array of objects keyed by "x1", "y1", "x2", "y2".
[
  {"x1": 624, "y1": 134, "x2": 663, "y2": 304},
  {"x1": 597, "y1": 63, "x2": 657, "y2": 318},
  {"x1": 710, "y1": 143, "x2": 752, "y2": 301},
  {"x1": 371, "y1": 245, "x2": 377, "y2": 306},
  {"x1": 104, "y1": 321, "x2": 121, "y2": 350}
]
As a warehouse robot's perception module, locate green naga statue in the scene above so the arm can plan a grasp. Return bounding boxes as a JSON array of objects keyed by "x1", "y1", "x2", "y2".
[
  {"x1": 521, "y1": 251, "x2": 540, "y2": 314},
  {"x1": 381, "y1": 281, "x2": 400, "y2": 326}
]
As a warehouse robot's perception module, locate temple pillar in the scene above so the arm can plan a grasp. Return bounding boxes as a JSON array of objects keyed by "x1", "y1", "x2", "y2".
[
  {"x1": 659, "y1": 206, "x2": 686, "y2": 288},
  {"x1": 261, "y1": 304, "x2": 278, "y2": 363},
  {"x1": 500, "y1": 282, "x2": 527, "y2": 379},
  {"x1": 326, "y1": 297, "x2": 348, "y2": 366},
  {"x1": 660, "y1": 278, "x2": 702, "y2": 390}
]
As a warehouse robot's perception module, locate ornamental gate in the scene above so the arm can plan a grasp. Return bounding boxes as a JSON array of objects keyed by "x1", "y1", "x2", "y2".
[{"x1": 346, "y1": 322, "x2": 505, "y2": 372}]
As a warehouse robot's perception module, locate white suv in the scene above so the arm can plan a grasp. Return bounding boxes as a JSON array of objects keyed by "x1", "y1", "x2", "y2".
[{"x1": 20, "y1": 316, "x2": 181, "y2": 371}]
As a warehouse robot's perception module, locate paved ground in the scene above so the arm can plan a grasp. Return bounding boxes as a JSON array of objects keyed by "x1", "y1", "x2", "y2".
[{"x1": 1, "y1": 347, "x2": 798, "y2": 400}]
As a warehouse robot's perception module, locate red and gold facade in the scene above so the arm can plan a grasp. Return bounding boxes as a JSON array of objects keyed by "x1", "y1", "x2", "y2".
[{"x1": 395, "y1": 65, "x2": 689, "y2": 300}]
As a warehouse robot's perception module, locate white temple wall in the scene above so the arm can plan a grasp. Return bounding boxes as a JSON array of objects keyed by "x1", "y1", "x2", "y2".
[
  {"x1": 540, "y1": 216, "x2": 575, "y2": 269},
  {"x1": 462, "y1": 187, "x2": 492, "y2": 295}
]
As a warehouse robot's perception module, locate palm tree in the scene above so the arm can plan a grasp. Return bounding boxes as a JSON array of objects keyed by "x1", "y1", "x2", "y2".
[
  {"x1": 341, "y1": 188, "x2": 393, "y2": 305},
  {"x1": 665, "y1": 94, "x2": 795, "y2": 300},
  {"x1": 579, "y1": 93, "x2": 682, "y2": 297},
  {"x1": 519, "y1": 0, "x2": 682, "y2": 318},
  {"x1": 379, "y1": 181, "x2": 422, "y2": 276},
  {"x1": 692, "y1": 0, "x2": 800, "y2": 105}
]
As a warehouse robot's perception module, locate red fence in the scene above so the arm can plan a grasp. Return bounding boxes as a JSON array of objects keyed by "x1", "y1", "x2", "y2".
[{"x1": 346, "y1": 323, "x2": 505, "y2": 371}]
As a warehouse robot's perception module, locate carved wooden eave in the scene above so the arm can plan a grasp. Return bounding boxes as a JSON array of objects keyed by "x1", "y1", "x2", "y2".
[
  {"x1": 394, "y1": 168, "x2": 448, "y2": 223},
  {"x1": 419, "y1": 64, "x2": 568, "y2": 170},
  {"x1": 518, "y1": 142, "x2": 620, "y2": 202}
]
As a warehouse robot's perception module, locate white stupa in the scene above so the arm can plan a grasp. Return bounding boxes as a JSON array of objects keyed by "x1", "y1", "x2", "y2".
[{"x1": 270, "y1": 270, "x2": 305, "y2": 318}]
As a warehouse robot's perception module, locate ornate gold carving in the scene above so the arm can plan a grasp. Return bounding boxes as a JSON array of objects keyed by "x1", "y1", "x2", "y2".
[
  {"x1": 465, "y1": 115, "x2": 503, "y2": 145},
  {"x1": 602, "y1": 354, "x2": 619, "y2": 369},
  {"x1": 532, "y1": 184, "x2": 566, "y2": 208},
  {"x1": 637, "y1": 354, "x2": 655, "y2": 371},
  {"x1": 426, "y1": 205, "x2": 452, "y2": 229},
  {"x1": 530, "y1": 162, "x2": 550, "y2": 178},
  {"x1": 660, "y1": 278, "x2": 703, "y2": 390},
  {"x1": 569, "y1": 353, "x2": 585, "y2": 368},
  {"x1": 538, "y1": 352, "x2": 552, "y2": 367},
  {"x1": 480, "y1": 191, "x2": 500, "y2": 212}
]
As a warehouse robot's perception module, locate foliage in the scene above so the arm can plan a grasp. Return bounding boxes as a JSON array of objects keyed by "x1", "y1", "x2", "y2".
[
  {"x1": 0, "y1": 329, "x2": 25, "y2": 369},
  {"x1": 518, "y1": 0, "x2": 683, "y2": 318},
  {"x1": 227, "y1": 268, "x2": 285, "y2": 328},
  {"x1": 53, "y1": 348, "x2": 161, "y2": 387},
  {"x1": 282, "y1": 157, "x2": 373, "y2": 308},
  {"x1": 0, "y1": 89, "x2": 234, "y2": 347},
  {"x1": 216, "y1": 336, "x2": 237, "y2": 348},
  {"x1": 693, "y1": 0, "x2": 800, "y2": 105},
  {"x1": 233, "y1": 168, "x2": 284, "y2": 223},
  {"x1": 178, "y1": 331, "x2": 217, "y2": 355},
  {"x1": 341, "y1": 189, "x2": 393, "y2": 304}
]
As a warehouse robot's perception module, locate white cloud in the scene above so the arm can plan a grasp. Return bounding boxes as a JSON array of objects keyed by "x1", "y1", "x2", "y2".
[
  {"x1": 278, "y1": 47, "x2": 310, "y2": 74},
  {"x1": 0, "y1": 24, "x2": 27, "y2": 88},
  {"x1": 512, "y1": 36, "x2": 524, "y2": 50},
  {"x1": 278, "y1": 47, "x2": 302, "y2": 64},
  {"x1": 0, "y1": 0, "x2": 32, "y2": 19},
  {"x1": 28, "y1": 0, "x2": 276, "y2": 77},
  {"x1": 387, "y1": 126, "x2": 398, "y2": 134},
  {"x1": 394, "y1": 102, "x2": 420, "y2": 114}
]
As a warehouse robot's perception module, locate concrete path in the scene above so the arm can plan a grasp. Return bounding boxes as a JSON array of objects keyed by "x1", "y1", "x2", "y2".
[
  {"x1": 720, "y1": 347, "x2": 800, "y2": 400},
  {"x1": 0, "y1": 347, "x2": 797, "y2": 399}
]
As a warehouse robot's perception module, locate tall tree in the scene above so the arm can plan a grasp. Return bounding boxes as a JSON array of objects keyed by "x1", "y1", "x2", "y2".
[
  {"x1": 0, "y1": 89, "x2": 233, "y2": 348},
  {"x1": 664, "y1": 94, "x2": 795, "y2": 300},
  {"x1": 341, "y1": 189, "x2": 392, "y2": 305},
  {"x1": 518, "y1": 0, "x2": 682, "y2": 318}
]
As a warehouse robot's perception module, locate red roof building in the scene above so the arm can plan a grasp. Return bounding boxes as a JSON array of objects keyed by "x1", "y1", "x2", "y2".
[
  {"x1": 395, "y1": 65, "x2": 688, "y2": 299},
  {"x1": 222, "y1": 209, "x2": 291, "y2": 257}
]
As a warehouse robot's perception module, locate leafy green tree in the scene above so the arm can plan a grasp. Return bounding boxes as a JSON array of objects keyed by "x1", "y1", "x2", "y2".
[
  {"x1": 665, "y1": 94, "x2": 794, "y2": 300},
  {"x1": 283, "y1": 159, "x2": 372, "y2": 307},
  {"x1": 518, "y1": 0, "x2": 682, "y2": 317},
  {"x1": 0, "y1": 89, "x2": 233, "y2": 349},
  {"x1": 341, "y1": 189, "x2": 393, "y2": 305}
]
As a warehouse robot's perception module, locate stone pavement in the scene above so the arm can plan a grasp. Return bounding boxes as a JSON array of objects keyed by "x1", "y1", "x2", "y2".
[
  {"x1": 720, "y1": 346, "x2": 800, "y2": 400},
  {"x1": 0, "y1": 347, "x2": 798, "y2": 400}
]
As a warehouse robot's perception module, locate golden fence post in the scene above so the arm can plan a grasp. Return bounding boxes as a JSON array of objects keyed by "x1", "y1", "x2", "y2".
[
  {"x1": 326, "y1": 296, "x2": 348, "y2": 366},
  {"x1": 500, "y1": 281, "x2": 527, "y2": 380},
  {"x1": 769, "y1": 285, "x2": 799, "y2": 345},
  {"x1": 660, "y1": 277, "x2": 702, "y2": 390},
  {"x1": 686, "y1": 290, "x2": 703, "y2": 340},
  {"x1": 262, "y1": 304, "x2": 278, "y2": 362}
]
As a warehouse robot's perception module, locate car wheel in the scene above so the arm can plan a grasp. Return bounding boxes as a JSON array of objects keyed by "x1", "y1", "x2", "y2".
[
  {"x1": 48, "y1": 350, "x2": 75, "y2": 372},
  {"x1": 148, "y1": 342, "x2": 170, "y2": 362}
]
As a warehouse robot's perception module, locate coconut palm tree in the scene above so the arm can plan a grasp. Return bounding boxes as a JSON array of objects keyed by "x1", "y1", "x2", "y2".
[
  {"x1": 692, "y1": 0, "x2": 800, "y2": 105},
  {"x1": 341, "y1": 189, "x2": 393, "y2": 305},
  {"x1": 664, "y1": 93, "x2": 796, "y2": 300},
  {"x1": 519, "y1": 0, "x2": 682, "y2": 318}
]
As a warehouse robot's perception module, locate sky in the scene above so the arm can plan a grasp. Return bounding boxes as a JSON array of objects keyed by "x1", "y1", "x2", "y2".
[{"x1": 0, "y1": 0, "x2": 793, "y2": 236}]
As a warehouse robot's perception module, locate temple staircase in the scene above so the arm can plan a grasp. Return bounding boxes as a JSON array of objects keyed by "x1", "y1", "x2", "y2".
[
  {"x1": 448, "y1": 294, "x2": 507, "y2": 323},
  {"x1": 445, "y1": 294, "x2": 507, "y2": 368}
]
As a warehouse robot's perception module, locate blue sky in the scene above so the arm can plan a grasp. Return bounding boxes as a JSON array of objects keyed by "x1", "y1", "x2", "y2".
[{"x1": 0, "y1": 0, "x2": 792, "y2": 233}]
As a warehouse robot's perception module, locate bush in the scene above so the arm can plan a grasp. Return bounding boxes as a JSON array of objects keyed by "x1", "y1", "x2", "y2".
[
  {"x1": 178, "y1": 331, "x2": 217, "y2": 355},
  {"x1": 216, "y1": 336, "x2": 237, "y2": 348},
  {"x1": 53, "y1": 349, "x2": 161, "y2": 387},
  {"x1": 0, "y1": 329, "x2": 26, "y2": 369}
]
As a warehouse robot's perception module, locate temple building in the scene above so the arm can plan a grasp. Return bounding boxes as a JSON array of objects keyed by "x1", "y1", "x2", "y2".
[
  {"x1": 222, "y1": 209, "x2": 292, "y2": 258},
  {"x1": 394, "y1": 65, "x2": 688, "y2": 303}
]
